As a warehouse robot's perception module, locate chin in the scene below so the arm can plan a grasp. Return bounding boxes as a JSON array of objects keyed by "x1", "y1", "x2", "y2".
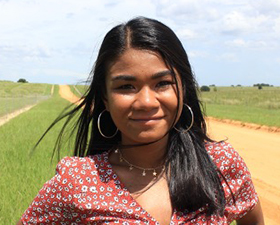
[{"x1": 123, "y1": 132, "x2": 168, "y2": 145}]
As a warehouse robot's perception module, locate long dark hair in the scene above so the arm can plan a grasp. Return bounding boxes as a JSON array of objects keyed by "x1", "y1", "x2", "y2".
[{"x1": 39, "y1": 17, "x2": 225, "y2": 216}]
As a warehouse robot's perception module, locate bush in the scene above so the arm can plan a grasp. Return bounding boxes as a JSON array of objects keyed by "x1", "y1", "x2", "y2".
[
  {"x1": 253, "y1": 83, "x2": 271, "y2": 87},
  {"x1": 200, "y1": 85, "x2": 210, "y2": 92},
  {"x1": 17, "y1": 78, "x2": 28, "y2": 83}
]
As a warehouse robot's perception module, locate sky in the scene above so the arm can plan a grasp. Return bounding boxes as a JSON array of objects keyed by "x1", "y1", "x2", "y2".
[{"x1": 0, "y1": 0, "x2": 280, "y2": 86}]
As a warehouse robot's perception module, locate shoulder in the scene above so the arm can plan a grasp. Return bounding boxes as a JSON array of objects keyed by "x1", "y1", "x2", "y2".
[
  {"x1": 205, "y1": 141, "x2": 238, "y2": 159},
  {"x1": 204, "y1": 141, "x2": 253, "y2": 196},
  {"x1": 204, "y1": 141, "x2": 246, "y2": 173},
  {"x1": 55, "y1": 152, "x2": 109, "y2": 177},
  {"x1": 205, "y1": 141, "x2": 259, "y2": 220}
]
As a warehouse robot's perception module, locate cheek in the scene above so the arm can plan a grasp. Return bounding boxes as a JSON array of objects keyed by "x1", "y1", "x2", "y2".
[{"x1": 106, "y1": 94, "x2": 133, "y2": 123}]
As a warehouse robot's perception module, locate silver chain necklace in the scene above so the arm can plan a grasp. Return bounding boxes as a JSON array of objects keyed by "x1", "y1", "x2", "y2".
[{"x1": 115, "y1": 149, "x2": 165, "y2": 177}]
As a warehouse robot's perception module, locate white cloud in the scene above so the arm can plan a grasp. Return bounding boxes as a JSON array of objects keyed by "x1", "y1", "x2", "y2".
[
  {"x1": 275, "y1": 58, "x2": 280, "y2": 63},
  {"x1": 225, "y1": 39, "x2": 275, "y2": 50},
  {"x1": 0, "y1": 0, "x2": 280, "y2": 85},
  {"x1": 220, "y1": 53, "x2": 238, "y2": 62},
  {"x1": 225, "y1": 39, "x2": 246, "y2": 48},
  {"x1": 175, "y1": 28, "x2": 198, "y2": 40},
  {"x1": 0, "y1": 44, "x2": 51, "y2": 62},
  {"x1": 188, "y1": 51, "x2": 208, "y2": 58},
  {"x1": 220, "y1": 11, "x2": 251, "y2": 35},
  {"x1": 251, "y1": 0, "x2": 280, "y2": 16}
]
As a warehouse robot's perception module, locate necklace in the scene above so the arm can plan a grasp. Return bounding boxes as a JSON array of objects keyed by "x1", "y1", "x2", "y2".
[{"x1": 115, "y1": 149, "x2": 165, "y2": 177}]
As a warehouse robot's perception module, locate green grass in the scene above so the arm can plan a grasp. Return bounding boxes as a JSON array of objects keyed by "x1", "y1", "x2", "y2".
[
  {"x1": 70, "y1": 84, "x2": 89, "y2": 97},
  {"x1": 0, "y1": 81, "x2": 52, "y2": 97},
  {"x1": 0, "y1": 81, "x2": 53, "y2": 116},
  {"x1": 201, "y1": 86, "x2": 280, "y2": 127},
  {"x1": 0, "y1": 85, "x2": 76, "y2": 224}
]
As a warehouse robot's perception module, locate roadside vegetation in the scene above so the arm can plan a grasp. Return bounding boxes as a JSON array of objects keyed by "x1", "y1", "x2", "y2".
[
  {"x1": 0, "y1": 81, "x2": 52, "y2": 117},
  {"x1": 69, "y1": 84, "x2": 89, "y2": 97},
  {"x1": 0, "y1": 85, "x2": 76, "y2": 224},
  {"x1": 200, "y1": 86, "x2": 280, "y2": 127}
]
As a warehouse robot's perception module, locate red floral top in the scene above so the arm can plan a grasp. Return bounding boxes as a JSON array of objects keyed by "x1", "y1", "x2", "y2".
[{"x1": 21, "y1": 142, "x2": 258, "y2": 224}]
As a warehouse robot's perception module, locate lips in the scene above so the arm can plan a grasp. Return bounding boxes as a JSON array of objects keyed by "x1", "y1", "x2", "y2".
[
  {"x1": 129, "y1": 117, "x2": 165, "y2": 125},
  {"x1": 130, "y1": 117, "x2": 163, "y2": 121}
]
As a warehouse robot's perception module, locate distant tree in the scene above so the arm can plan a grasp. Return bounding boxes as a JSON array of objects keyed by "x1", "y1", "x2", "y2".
[
  {"x1": 253, "y1": 83, "x2": 271, "y2": 87},
  {"x1": 200, "y1": 85, "x2": 210, "y2": 92},
  {"x1": 17, "y1": 78, "x2": 28, "y2": 83},
  {"x1": 209, "y1": 84, "x2": 216, "y2": 87},
  {"x1": 237, "y1": 84, "x2": 242, "y2": 87},
  {"x1": 231, "y1": 85, "x2": 235, "y2": 87},
  {"x1": 258, "y1": 85, "x2": 262, "y2": 90}
]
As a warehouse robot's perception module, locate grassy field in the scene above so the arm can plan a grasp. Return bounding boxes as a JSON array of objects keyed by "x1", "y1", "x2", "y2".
[
  {"x1": 0, "y1": 81, "x2": 53, "y2": 117},
  {"x1": 0, "y1": 85, "x2": 76, "y2": 224},
  {"x1": 201, "y1": 86, "x2": 280, "y2": 127}
]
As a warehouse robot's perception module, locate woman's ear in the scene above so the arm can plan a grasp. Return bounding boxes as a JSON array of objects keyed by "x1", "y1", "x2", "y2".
[
  {"x1": 103, "y1": 100, "x2": 109, "y2": 111},
  {"x1": 102, "y1": 93, "x2": 109, "y2": 112}
]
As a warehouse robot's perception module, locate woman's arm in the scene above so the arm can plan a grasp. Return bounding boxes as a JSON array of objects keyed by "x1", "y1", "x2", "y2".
[{"x1": 236, "y1": 201, "x2": 264, "y2": 225}]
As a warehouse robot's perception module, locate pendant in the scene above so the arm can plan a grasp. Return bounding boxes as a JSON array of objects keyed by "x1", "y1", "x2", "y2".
[
  {"x1": 129, "y1": 165, "x2": 133, "y2": 171},
  {"x1": 153, "y1": 170, "x2": 157, "y2": 177},
  {"x1": 142, "y1": 170, "x2": 146, "y2": 176}
]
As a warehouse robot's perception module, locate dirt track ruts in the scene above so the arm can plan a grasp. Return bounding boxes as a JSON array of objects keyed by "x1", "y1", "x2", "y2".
[{"x1": 59, "y1": 84, "x2": 280, "y2": 225}]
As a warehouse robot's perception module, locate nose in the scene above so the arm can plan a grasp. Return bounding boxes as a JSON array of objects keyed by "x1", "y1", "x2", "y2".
[{"x1": 133, "y1": 86, "x2": 159, "y2": 111}]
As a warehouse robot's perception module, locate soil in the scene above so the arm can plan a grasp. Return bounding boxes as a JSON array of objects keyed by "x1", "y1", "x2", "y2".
[
  {"x1": 0, "y1": 104, "x2": 37, "y2": 127},
  {"x1": 207, "y1": 118, "x2": 280, "y2": 225},
  {"x1": 59, "y1": 85, "x2": 280, "y2": 225},
  {"x1": 59, "y1": 84, "x2": 82, "y2": 104},
  {"x1": 0, "y1": 84, "x2": 55, "y2": 127}
]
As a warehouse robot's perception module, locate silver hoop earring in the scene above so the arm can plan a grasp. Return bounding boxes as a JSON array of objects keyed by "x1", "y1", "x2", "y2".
[
  {"x1": 174, "y1": 104, "x2": 194, "y2": 133},
  {"x1": 97, "y1": 109, "x2": 118, "y2": 138}
]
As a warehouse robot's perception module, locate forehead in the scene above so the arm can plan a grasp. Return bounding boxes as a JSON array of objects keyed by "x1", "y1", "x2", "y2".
[{"x1": 108, "y1": 48, "x2": 169, "y2": 76}]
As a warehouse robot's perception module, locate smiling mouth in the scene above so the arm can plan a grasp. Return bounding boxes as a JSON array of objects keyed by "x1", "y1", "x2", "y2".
[{"x1": 130, "y1": 117, "x2": 164, "y2": 122}]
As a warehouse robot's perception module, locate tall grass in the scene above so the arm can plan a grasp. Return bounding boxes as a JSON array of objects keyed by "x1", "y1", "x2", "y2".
[
  {"x1": 0, "y1": 85, "x2": 76, "y2": 224},
  {"x1": 0, "y1": 81, "x2": 52, "y2": 116},
  {"x1": 70, "y1": 84, "x2": 89, "y2": 98},
  {"x1": 201, "y1": 86, "x2": 280, "y2": 127}
]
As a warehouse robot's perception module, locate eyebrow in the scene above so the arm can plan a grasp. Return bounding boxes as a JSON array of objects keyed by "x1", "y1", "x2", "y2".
[{"x1": 111, "y1": 70, "x2": 173, "y2": 82}]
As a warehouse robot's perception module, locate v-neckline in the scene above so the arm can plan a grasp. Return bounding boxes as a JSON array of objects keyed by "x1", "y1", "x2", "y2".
[{"x1": 102, "y1": 151, "x2": 176, "y2": 224}]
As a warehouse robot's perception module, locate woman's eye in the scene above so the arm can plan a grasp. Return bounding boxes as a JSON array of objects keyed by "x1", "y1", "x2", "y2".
[
  {"x1": 156, "y1": 81, "x2": 174, "y2": 88},
  {"x1": 116, "y1": 84, "x2": 134, "y2": 90}
]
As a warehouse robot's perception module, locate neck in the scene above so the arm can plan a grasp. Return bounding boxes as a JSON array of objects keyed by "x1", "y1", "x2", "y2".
[{"x1": 120, "y1": 136, "x2": 168, "y2": 168}]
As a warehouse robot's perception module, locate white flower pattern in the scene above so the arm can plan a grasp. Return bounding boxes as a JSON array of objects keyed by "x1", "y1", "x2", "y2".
[{"x1": 21, "y1": 142, "x2": 258, "y2": 224}]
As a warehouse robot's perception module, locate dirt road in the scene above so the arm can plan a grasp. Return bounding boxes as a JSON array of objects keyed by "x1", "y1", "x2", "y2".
[
  {"x1": 59, "y1": 85, "x2": 82, "y2": 104},
  {"x1": 59, "y1": 85, "x2": 280, "y2": 224},
  {"x1": 207, "y1": 118, "x2": 280, "y2": 225}
]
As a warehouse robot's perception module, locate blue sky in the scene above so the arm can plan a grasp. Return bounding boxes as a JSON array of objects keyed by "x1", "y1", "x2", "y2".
[{"x1": 0, "y1": 0, "x2": 280, "y2": 86}]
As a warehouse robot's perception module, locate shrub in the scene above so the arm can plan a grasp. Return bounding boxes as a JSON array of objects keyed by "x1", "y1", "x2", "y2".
[
  {"x1": 17, "y1": 78, "x2": 28, "y2": 83},
  {"x1": 200, "y1": 85, "x2": 210, "y2": 92}
]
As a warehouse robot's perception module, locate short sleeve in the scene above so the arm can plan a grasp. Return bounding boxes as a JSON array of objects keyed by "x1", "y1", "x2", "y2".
[
  {"x1": 21, "y1": 157, "x2": 78, "y2": 224},
  {"x1": 207, "y1": 142, "x2": 259, "y2": 222}
]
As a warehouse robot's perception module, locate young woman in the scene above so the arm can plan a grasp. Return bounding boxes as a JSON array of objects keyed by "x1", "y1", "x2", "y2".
[{"x1": 18, "y1": 17, "x2": 264, "y2": 224}]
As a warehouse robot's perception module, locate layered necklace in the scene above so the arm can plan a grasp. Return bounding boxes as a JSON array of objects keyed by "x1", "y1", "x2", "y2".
[{"x1": 114, "y1": 149, "x2": 165, "y2": 177}]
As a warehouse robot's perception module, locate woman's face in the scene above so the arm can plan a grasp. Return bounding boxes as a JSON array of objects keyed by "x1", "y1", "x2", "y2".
[{"x1": 103, "y1": 48, "x2": 182, "y2": 145}]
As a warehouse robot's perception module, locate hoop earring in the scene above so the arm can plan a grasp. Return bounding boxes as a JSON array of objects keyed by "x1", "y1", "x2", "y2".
[
  {"x1": 97, "y1": 109, "x2": 118, "y2": 138},
  {"x1": 174, "y1": 104, "x2": 194, "y2": 133}
]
